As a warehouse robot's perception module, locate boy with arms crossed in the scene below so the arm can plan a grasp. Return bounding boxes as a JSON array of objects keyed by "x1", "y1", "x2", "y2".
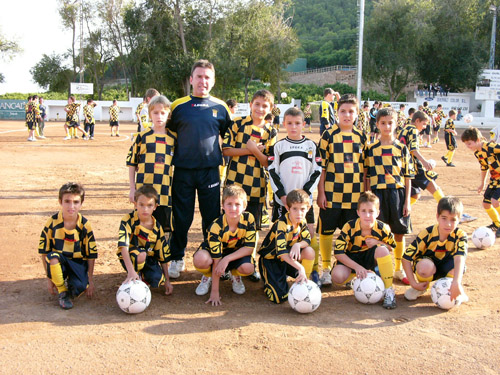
[
  {"x1": 118, "y1": 185, "x2": 173, "y2": 295},
  {"x1": 333, "y1": 192, "x2": 397, "y2": 309},
  {"x1": 268, "y1": 107, "x2": 322, "y2": 284},
  {"x1": 364, "y1": 107, "x2": 414, "y2": 285},
  {"x1": 258, "y1": 189, "x2": 315, "y2": 303},
  {"x1": 193, "y1": 185, "x2": 256, "y2": 304},
  {"x1": 39, "y1": 182, "x2": 97, "y2": 309},
  {"x1": 403, "y1": 196, "x2": 468, "y2": 303},
  {"x1": 317, "y1": 94, "x2": 367, "y2": 286}
]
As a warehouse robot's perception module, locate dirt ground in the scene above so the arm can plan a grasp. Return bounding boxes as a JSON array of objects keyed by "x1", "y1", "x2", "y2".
[{"x1": 0, "y1": 120, "x2": 499, "y2": 375}]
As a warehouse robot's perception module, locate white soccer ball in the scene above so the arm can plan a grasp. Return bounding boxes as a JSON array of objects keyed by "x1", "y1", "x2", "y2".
[
  {"x1": 288, "y1": 280, "x2": 322, "y2": 313},
  {"x1": 464, "y1": 114, "x2": 473, "y2": 123},
  {"x1": 116, "y1": 280, "x2": 152, "y2": 314},
  {"x1": 472, "y1": 226, "x2": 496, "y2": 249},
  {"x1": 281, "y1": 92, "x2": 287, "y2": 99},
  {"x1": 352, "y1": 273, "x2": 385, "y2": 304},
  {"x1": 431, "y1": 277, "x2": 457, "y2": 310},
  {"x1": 428, "y1": 159, "x2": 436, "y2": 169}
]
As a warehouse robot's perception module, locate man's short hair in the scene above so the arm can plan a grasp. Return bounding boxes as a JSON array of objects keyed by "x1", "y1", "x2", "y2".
[
  {"x1": 437, "y1": 196, "x2": 463, "y2": 217},
  {"x1": 358, "y1": 191, "x2": 380, "y2": 209},
  {"x1": 461, "y1": 126, "x2": 482, "y2": 142},
  {"x1": 148, "y1": 95, "x2": 171, "y2": 114},
  {"x1": 283, "y1": 107, "x2": 304, "y2": 121},
  {"x1": 251, "y1": 89, "x2": 274, "y2": 106},
  {"x1": 191, "y1": 59, "x2": 215, "y2": 76},
  {"x1": 286, "y1": 189, "x2": 310, "y2": 208},
  {"x1": 59, "y1": 182, "x2": 85, "y2": 203},
  {"x1": 134, "y1": 185, "x2": 159, "y2": 204},
  {"x1": 222, "y1": 185, "x2": 247, "y2": 205},
  {"x1": 376, "y1": 107, "x2": 396, "y2": 121}
]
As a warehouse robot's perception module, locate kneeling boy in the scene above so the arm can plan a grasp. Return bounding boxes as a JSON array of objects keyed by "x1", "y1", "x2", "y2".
[
  {"x1": 402, "y1": 196, "x2": 468, "y2": 303},
  {"x1": 332, "y1": 192, "x2": 397, "y2": 309},
  {"x1": 117, "y1": 185, "x2": 173, "y2": 296},
  {"x1": 258, "y1": 189, "x2": 315, "y2": 303},
  {"x1": 39, "y1": 182, "x2": 98, "y2": 309},
  {"x1": 193, "y1": 185, "x2": 256, "y2": 305}
]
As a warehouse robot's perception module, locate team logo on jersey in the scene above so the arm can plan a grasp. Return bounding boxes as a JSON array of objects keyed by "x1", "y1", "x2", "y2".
[
  {"x1": 212, "y1": 109, "x2": 218, "y2": 117},
  {"x1": 307, "y1": 149, "x2": 313, "y2": 159}
]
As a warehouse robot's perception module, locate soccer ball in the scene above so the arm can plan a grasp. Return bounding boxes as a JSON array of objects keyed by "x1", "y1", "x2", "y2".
[
  {"x1": 281, "y1": 92, "x2": 287, "y2": 99},
  {"x1": 471, "y1": 226, "x2": 495, "y2": 249},
  {"x1": 116, "y1": 280, "x2": 151, "y2": 314},
  {"x1": 464, "y1": 114, "x2": 473, "y2": 123},
  {"x1": 428, "y1": 159, "x2": 436, "y2": 169},
  {"x1": 288, "y1": 280, "x2": 322, "y2": 313},
  {"x1": 352, "y1": 273, "x2": 385, "y2": 304},
  {"x1": 431, "y1": 277, "x2": 457, "y2": 310}
]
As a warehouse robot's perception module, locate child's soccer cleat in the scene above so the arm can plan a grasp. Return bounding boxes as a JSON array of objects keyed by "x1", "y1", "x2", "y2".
[
  {"x1": 383, "y1": 287, "x2": 397, "y2": 309},
  {"x1": 64, "y1": 136, "x2": 71, "y2": 140},
  {"x1": 320, "y1": 269, "x2": 332, "y2": 286},
  {"x1": 58, "y1": 291, "x2": 73, "y2": 310},
  {"x1": 231, "y1": 275, "x2": 246, "y2": 295},
  {"x1": 447, "y1": 162, "x2": 456, "y2": 167},
  {"x1": 394, "y1": 269, "x2": 410, "y2": 285},
  {"x1": 195, "y1": 276, "x2": 212, "y2": 296},
  {"x1": 459, "y1": 213, "x2": 477, "y2": 224},
  {"x1": 455, "y1": 292, "x2": 469, "y2": 306},
  {"x1": 168, "y1": 259, "x2": 186, "y2": 279},
  {"x1": 220, "y1": 270, "x2": 231, "y2": 281},
  {"x1": 248, "y1": 270, "x2": 261, "y2": 282},
  {"x1": 441, "y1": 156, "x2": 447, "y2": 165},
  {"x1": 310, "y1": 270, "x2": 322, "y2": 287},
  {"x1": 404, "y1": 287, "x2": 426, "y2": 301}
]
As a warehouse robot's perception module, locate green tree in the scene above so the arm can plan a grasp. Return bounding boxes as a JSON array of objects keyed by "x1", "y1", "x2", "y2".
[
  {"x1": 30, "y1": 54, "x2": 73, "y2": 92},
  {"x1": 0, "y1": 28, "x2": 22, "y2": 83}
]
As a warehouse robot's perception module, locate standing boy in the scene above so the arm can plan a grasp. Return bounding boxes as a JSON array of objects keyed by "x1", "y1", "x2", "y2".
[
  {"x1": 369, "y1": 101, "x2": 379, "y2": 143},
  {"x1": 118, "y1": 185, "x2": 173, "y2": 296},
  {"x1": 319, "y1": 88, "x2": 340, "y2": 135},
  {"x1": 364, "y1": 107, "x2": 414, "y2": 284},
  {"x1": 137, "y1": 88, "x2": 160, "y2": 132},
  {"x1": 109, "y1": 99, "x2": 120, "y2": 136},
  {"x1": 432, "y1": 104, "x2": 447, "y2": 144},
  {"x1": 421, "y1": 101, "x2": 433, "y2": 148},
  {"x1": 268, "y1": 107, "x2": 322, "y2": 284},
  {"x1": 258, "y1": 189, "x2": 315, "y2": 303},
  {"x1": 38, "y1": 182, "x2": 97, "y2": 309},
  {"x1": 64, "y1": 96, "x2": 88, "y2": 140},
  {"x1": 83, "y1": 99, "x2": 97, "y2": 140},
  {"x1": 441, "y1": 110, "x2": 458, "y2": 167},
  {"x1": 403, "y1": 196, "x2": 468, "y2": 304},
  {"x1": 317, "y1": 94, "x2": 367, "y2": 286}
]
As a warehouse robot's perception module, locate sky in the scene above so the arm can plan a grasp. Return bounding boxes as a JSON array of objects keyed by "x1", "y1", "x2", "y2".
[{"x1": 0, "y1": 0, "x2": 73, "y2": 94}]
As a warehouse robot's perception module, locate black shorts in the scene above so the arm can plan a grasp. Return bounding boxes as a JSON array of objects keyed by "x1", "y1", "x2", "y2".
[
  {"x1": 27, "y1": 121, "x2": 35, "y2": 130},
  {"x1": 433, "y1": 124, "x2": 441, "y2": 133},
  {"x1": 119, "y1": 250, "x2": 165, "y2": 288},
  {"x1": 153, "y1": 205, "x2": 173, "y2": 232},
  {"x1": 411, "y1": 170, "x2": 438, "y2": 195},
  {"x1": 110, "y1": 121, "x2": 119, "y2": 127},
  {"x1": 46, "y1": 252, "x2": 89, "y2": 297},
  {"x1": 246, "y1": 202, "x2": 263, "y2": 230},
  {"x1": 305, "y1": 118, "x2": 311, "y2": 125},
  {"x1": 318, "y1": 207, "x2": 358, "y2": 236},
  {"x1": 422, "y1": 124, "x2": 431, "y2": 135},
  {"x1": 483, "y1": 185, "x2": 500, "y2": 204},
  {"x1": 259, "y1": 256, "x2": 298, "y2": 304},
  {"x1": 336, "y1": 247, "x2": 377, "y2": 271},
  {"x1": 273, "y1": 116, "x2": 280, "y2": 125},
  {"x1": 68, "y1": 121, "x2": 79, "y2": 128},
  {"x1": 370, "y1": 121, "x2": 378, "y2": 133},
  {"x1": 413, "y1": 256, "x2": 455, "y2": 281},
  {"x1": 272, "y1": 204, "x2": 314, "y2": 224},
  {"x1": 445, "y1": 133, "x2": 457, "y2": 151},
  {"x1": 219, "y1": 255, "x2": 254, "y2": 273},
  {"x1": 373, "y1": 188, "x2": 411, "y2": 235}
]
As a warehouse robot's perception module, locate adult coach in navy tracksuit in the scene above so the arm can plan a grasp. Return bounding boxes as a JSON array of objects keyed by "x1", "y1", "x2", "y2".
[{"x1": 167, "y1": 59, "x2": 233, "y2": 278}]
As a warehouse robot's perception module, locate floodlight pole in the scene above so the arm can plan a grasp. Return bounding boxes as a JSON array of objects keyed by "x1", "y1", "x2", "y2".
[
  {"x1": 79, "y1": 0, "x2": 84, "y2": 84},
  {"x1": 489, "y1": 5, "x2": 497, "y2": 70},
  {"x1": 356, "y1": 0, "x2": 365, "y2": 104}
]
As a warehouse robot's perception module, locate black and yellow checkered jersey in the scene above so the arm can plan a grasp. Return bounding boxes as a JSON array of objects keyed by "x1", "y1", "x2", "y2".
[
  {"x1": 25, "y1": 102, "x2": 40, "y2": 123},
  {"x1": 66, "y1": 103, "x2": 81, "y2": 122},
  {"x1": 445, "y1": 118, "x2": 455, "y2": 132},
  {"x1": 319, "y1": 124, "x2": 367, "y2": 209},
  {"x1": 136, "y1": 102, "x2": 145, "y2": 121},
  {"x1": 396, "y1": 110, "x2": 407, "y2": 134},
  {"x1": 474, "y1": 141, "x2": 500, "y2": 187},
  {"x1": 126, "y1": 128, "x2": 176, "y2": 207},
  {"x1": 319, "y1": 100, "x2": 336, "y2": 128},
  {"x1": 83, "y1": 104, "x2": 95, "y2": 124},
  {"x1": 433, "y1": 109, "x2": 446, "y2": 125},
  {"x1": 364, "y1": 140, "x2": 414, "y2": 190},
  {"x1": 334, "y1": 218, "x2": 396, "y2": 255},
  {"x1": 258, "y1": 213, "x2": 311, "y2": 260},
  {"x1": 109, "y1": 104, "x2": 120, "y2": 121},
  {"x1": 223, "y1": 115, "x2": 277, "y2": 203},
  {"x1": 208, "y1": 211, "x2": 256, "y2": 258},
  {"x1": 422, "y1": 106, "x2": 432, "y2": 118},
  {"x1": 304, "y1": 108, "x2": 312, "y2": 119},
  {"x1": 405, "y1": 117, "x2": 412, "y2": 127},
  {"x1": 38, "y1": 211, "x2": 98, "y2": 259},
  {"x1": 398, "y1": 124, "x2": 425, "y2": 173},
  {"x1": 403, "y1": 224, "x2": 467, "y2": 263},
  {"x1": 168, "y1": 95, "x2": 232, "y2": 169},
  {"x1": 117, "y1": 211, "x2": 170, "y2": 263},
  {"x1": 357, "y1": 109, "x2": 370, "y2": 134},
  {"x1": 271, "y1": 107, "x2": 281, "y2": 117}
]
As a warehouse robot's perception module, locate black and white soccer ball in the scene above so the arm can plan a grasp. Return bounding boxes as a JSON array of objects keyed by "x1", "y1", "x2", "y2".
[
  {"x1": 472, "y1": 226, "x2": 495, "y2": 249},
  {"x1": 288, "y1": 280, "x2": 322, "y2": 313},
  {"x1": 431, "y1": 277, "x2": 457, "y2": 310},
  {"x1": 116, "y1": 280, "x2": 151, "y2": 314},
  {"x1": 352, "y1": 273, "x2": 385, "y2": 304}
]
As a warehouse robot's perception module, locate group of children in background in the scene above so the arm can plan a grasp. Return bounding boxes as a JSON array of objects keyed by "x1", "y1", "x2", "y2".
[{"x1": 40, "y1": 86, "x2": 500, "y2": 312}]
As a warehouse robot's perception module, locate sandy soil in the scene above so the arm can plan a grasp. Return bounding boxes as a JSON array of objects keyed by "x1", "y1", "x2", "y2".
[{"x1": 0, "y1": 120, "x2": 499, "y2": 374}]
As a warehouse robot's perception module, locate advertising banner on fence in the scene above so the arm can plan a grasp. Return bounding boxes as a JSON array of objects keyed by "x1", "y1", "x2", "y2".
[{"x1": 0, "y1": 100, "x2": 27, "y2": 120}]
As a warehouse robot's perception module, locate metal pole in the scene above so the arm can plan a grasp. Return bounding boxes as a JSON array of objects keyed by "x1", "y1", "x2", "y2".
[
  {"x1": 356, "y1": 0, "x2": 365, "y2": 104},
  {"x1": 79, "y1": 0, "x2": 84, "y2": 84}
]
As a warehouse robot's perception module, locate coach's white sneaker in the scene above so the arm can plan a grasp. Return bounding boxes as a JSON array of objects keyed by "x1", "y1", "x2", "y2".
[
  {"x1": 168, "y1": 259, "x2": 185, "y2": 279},
  {"x1": 231, "y1": 275, "x2": 246, "y2": 295},
  {"x1": 195, "y1": 276, "x2": 212, "y2": 296},
  {"x1": 404, "y1": 287, "x2": 426, "y2": 301},
  {"x1": 320, "y1": 269, "x2": 332, "y2": 286}
]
